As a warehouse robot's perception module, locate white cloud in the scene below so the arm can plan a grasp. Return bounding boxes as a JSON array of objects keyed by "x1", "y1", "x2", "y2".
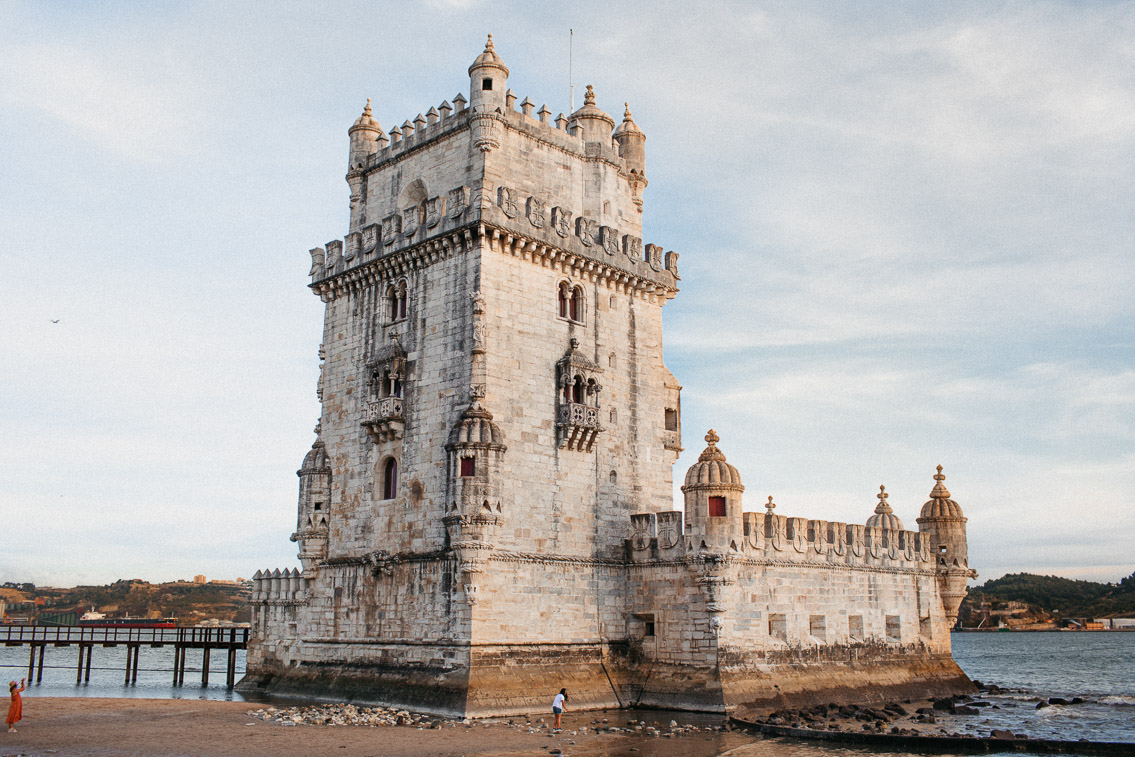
[{"x1": 0, "y1": 42, "x2": 209, "y2": 163}]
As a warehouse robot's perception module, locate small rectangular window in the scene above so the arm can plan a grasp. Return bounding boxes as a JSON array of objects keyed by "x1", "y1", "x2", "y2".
[
  {"x1": 809, "y1": 615, "x2": 826, "y2": 640},
  {"x1": 644, "y1": 619, "x2": 655, "y2": 637},
  {"x1": 886, "y1": 615, "x2": 901, "y2": 641},
  {"x1": 664, "y1": 408, "x2": 678, "y2": 431},
  {"x1": 708, "y1": 496, "x2": 726, "y2": 517},
  {"x1": 848, "y1": 614, "x2": 864, "y2": 641},
  {"x1": 482, "y1": 78, "x2": 492, "y2": 91},
  {"x1": 768, "y1": 613, "x2": 787, "y2": 641},
  {"x1": 460, "y1": 457, "x2": 475, "y2": 477}
]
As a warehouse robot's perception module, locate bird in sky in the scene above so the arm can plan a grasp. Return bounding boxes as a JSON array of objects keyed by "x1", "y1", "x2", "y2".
[{"x1": 50, "y1": 319, "x2": 60, "y2": 323}]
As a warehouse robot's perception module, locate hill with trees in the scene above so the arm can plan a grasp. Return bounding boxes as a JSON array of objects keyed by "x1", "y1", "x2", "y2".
[{"x1": 959, "y1": 571, "x2": 1135, "y2": 627}]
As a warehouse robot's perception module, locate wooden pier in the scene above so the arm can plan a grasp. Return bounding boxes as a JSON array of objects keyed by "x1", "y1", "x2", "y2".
[{"x1": 1, "y1": 626, "x2": 248, "y2": 687}]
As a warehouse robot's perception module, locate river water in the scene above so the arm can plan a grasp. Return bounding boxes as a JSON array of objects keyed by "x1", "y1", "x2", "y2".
[{"x1": 1, "y1": 631, "x2": 1132, "y2": 749}]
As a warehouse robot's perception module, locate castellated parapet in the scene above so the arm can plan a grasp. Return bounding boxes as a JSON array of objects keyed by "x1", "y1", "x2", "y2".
[{"x1": 239, "y1": 36, "x2": 977, "y2": 717}]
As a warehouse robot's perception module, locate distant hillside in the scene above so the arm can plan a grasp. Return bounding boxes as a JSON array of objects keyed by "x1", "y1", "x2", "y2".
[
  {"x1": 960, "y1": 571, "x2": 1135, "y2": 625},
  {"x1": 2, "y1": 579, "x2": 251, "y2": 624}
]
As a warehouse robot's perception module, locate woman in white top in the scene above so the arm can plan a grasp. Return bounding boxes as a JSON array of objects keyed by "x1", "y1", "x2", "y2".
[{"x1": 552, "y1": 688, "x2": 567, "y2": 729}]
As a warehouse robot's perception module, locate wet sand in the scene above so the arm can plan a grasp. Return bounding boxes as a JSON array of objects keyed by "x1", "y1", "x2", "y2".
[{"x1": 0, "y1": 698, "x2": 754, "y2": 757}]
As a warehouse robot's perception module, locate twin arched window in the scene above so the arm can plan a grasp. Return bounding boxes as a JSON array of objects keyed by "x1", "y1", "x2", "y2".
[
  {"x1": 387, "y1": 281, "x2": 408, "y2": 322},
  {"x1": 562, "y1": 375, "x2": 585, "y2": 404},
  {"x1": 557, "y1": 282, "x2": 583, "y2": 323},
  {"x1": 382, "y1": 457, "x2": 398, "y2": 500}
]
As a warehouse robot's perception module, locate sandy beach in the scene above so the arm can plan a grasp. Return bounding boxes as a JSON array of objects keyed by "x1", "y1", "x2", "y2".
[{"x1": 0, "y1": 698, "x2": 754, "y2": 757}]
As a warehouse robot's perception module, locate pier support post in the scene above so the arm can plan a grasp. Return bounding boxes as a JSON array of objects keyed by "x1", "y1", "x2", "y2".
[
  {"x1": 226, "y1": 647, "x2": 237, "y2": 688},
  {"x1": 27, "y1": 645, "x2": 35, "y2": 681},
  {"x1": 84, "y1": 644, "x2": 93, "y2": 683},
  {"x1": 36, "y1": 645, "x2": 44, "y2": 684},
  {"x1": 75, "y1": 645, "x2": 86, "y2": 685},
  {"x1": 125, "y1": 644, "x2": 133, "y2": 684},
  {"x1": 201, "y1": 647, "x2": 210, "y2": 685},
  {"x1": 132, "y1": 645, "x2": 140, "y2": 684}
]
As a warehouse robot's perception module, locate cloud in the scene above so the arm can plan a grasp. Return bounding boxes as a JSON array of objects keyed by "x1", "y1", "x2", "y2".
[{"x1": 0, "y1": 41, "x2": 209, "y2": 163}]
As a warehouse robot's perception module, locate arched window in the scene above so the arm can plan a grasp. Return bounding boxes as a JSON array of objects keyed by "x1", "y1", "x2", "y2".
[
  {"x1": 572, "y1": 376, "x2": 585, "y2": 403},
  {"x1": 558, "y1": 282, "x2": 569, "y2": 319},
  {"x1": 387, "y1": 286, "x2": 399, "y2": 322},
  {"x1": 383, "y1": 458, "x2": 398, "y2": 500},
  {"x1": 569, "y1": 286, "x2": 582, "y2": 322},
  {"x1": 397, "y1": 281, "x2": 408, "y2": 320}
]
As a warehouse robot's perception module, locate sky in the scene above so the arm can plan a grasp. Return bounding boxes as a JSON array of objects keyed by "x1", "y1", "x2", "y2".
[{"x1": 1, "y1": 1, "x2": 1132, "y2": 588}]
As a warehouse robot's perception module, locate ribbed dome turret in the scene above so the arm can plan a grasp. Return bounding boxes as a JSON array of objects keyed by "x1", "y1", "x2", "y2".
[
  {"x1": 449, "y1": 402, "x2": 505, "y2": 448},
  {"x1": 299, "y1": 439, "x2": 330, "y2": 475},
  {"x1": 866, "y1": 485, "x2": 904, "y2": 530},
  {"x1": 683, "y1": 430, "x2": 744, "y2": 488},
  {"x1": 468, "y1": 34, "x2": 509, "y2": 77},
  {"x1": 918, "y1": 465, "x2": 965, "y2": 521},
  {"x1": 571, "y1": 85, "x2": 616, "y2": 144},
  {"x1": 349, "y1": 99, "x2": 381, "y2": 134}
]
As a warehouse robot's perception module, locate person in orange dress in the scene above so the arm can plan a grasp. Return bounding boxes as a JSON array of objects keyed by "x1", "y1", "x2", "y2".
[{"x1": 7, "y1": 678, "x2": 25, "y2": 733}]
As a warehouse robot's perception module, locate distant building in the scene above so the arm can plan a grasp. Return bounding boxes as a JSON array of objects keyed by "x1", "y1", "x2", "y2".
[{"x1": 193, "y1": 575, "x2": 207, "y2": 584}]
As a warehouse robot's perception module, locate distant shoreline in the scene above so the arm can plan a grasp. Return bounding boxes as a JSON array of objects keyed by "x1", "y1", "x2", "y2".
[{"x1": 955, "y1": 627, "x2": 1135, "y2": 632}]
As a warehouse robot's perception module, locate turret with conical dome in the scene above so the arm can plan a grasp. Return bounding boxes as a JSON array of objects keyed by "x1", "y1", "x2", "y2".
[
  {"x1": 682, "y1": 429, "x2": 744, "y2": 548},
  {"x1": 917, "y1": 466, "x2": 977, "y2": 623},
  {"x1": 468, "y1": 34, "x2": 509, "y2": 113},
  {"x1": 613, "y1": 102, "x2": 647, "y2": 181},
  {"x1": 348, "y1": 99, "x2": 383, "y2": 171}
]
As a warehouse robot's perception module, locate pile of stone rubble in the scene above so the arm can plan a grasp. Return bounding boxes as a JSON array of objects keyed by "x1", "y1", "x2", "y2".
[
  {"x1": 246, "y1": 705, "x2": 729, "y2": 737},
  {"x1": 247, "y1": 704, "x2": 435, "y2": 728}
]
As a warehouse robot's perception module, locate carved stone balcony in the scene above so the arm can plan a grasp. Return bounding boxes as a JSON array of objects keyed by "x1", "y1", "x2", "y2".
[
  {"x1": 557, "y1": 401, "x2": 602, "y2": 452},
  {"x1": 362, "y1": 396, "x2": 405, "y2": 443}
]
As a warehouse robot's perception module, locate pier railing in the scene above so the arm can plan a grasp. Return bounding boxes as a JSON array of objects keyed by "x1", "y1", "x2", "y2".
[{"x1": 1, "y1": 625, "x2": 249, "y2": 687}]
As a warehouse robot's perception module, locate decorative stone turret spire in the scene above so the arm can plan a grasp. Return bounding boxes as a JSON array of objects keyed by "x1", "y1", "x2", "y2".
[
  {"x1": 570, "y1": 83, "x2": 615, "y2": 144},
  {"x1": 866, "y1": 484, "x2": 903, "y2": 530},
  {"x1": 765, "y1": 495, "x2": 776, "y2": 513},
  {"x1": 929, "y1": 465, "x2": 951, "y2": 499},
  {"x1": 699, "y1": 429, "x2": 725, "y2": 462}
]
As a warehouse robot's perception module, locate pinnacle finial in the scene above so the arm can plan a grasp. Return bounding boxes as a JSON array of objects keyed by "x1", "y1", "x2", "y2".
[
  {"x1": 624, "y1": 102, "x2": 633, "y2": 119},
  {"x1": 485, "y1": 33, "x2": 494, "y2": 52},
  {"x1": 766, "y1": 495, "x2": 776, "y2": 512},
  {"x1": 363, "y1": 98, "x2": 372, "y2": 117},
  {"x1": 928, "y1": 464, "x2": 952, "y2": 499},
  {"x1": 584, "y1": 84, "x2": 596, "y2": 105},
  {"x1": 875, "y1": 485, "x2": 893, "y2": 513},
  {"x1": 705, "y1": 429, "x2": 719, "y2": 446}
]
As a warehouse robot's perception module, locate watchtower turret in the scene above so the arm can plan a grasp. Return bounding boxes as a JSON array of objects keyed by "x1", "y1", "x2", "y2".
[
  {"x1": 468, "y1": 34, "x2": 509, "y2": 113},
  {"x1": 917, "y1": 466, "x2": 977, "y2": 624},
  {"x1": 291, "y1": 437, "x2": 332, "y2": 572},
  {"x1": 682, "y1": 430, "x2": 745, "y2": 549},
  {"x1": 613, "y1": 102, "x2": 647, "y2": 181},
  {"x1": 347, "y1": 99, "x2": 383, "y2": 171}
]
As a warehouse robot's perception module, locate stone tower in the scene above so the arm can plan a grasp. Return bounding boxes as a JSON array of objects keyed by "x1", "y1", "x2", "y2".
[
  {"x1": 243, "y1": 37, "x2": 977, "y2": 717},
  {"x1": 241, "y1": 36, "x2": 683, "y2": 715}
]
